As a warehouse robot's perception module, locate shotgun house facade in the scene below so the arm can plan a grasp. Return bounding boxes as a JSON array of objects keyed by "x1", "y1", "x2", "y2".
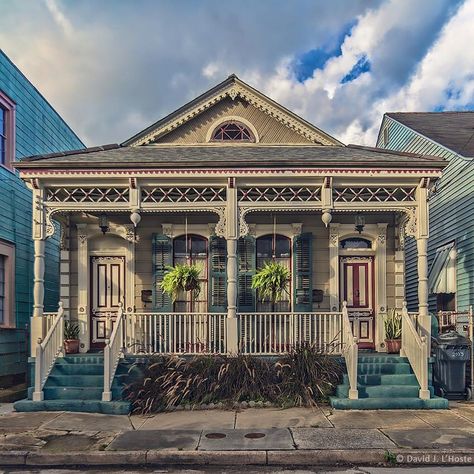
[
  {"x1": 376, "y1": 113, "x2": 474, "y2": 331},
  {"x1": 14, "y1": 76, "x2": 449, "y2": 412},
  {"x1": 0, "y1": 50, "x2": 84, "y2": 401}
]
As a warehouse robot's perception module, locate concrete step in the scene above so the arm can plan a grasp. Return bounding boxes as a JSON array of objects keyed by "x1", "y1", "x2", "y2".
[
  {"x1": 329, "y1": 396, "x2": 449, "y2": 410},
  {"x1": 358, "y1": 356, "x2": 409, "y2": 364},
  {"x1": 336, "y1": 384, "x2": 435, "y2": 399},
  {"x1": 357, "y1": 363, "x2": 412, "y2": 375},
  {"x1": 46, "y1": 375, "x2": 104, "y2": 387},
  {"x1": 51, "y1": 363, "x2": 104, "y2": 376},
  {"x1": 55, "y1": 355, "x2": 104, "y2": 365},
  {"x1": 13, "y1": 398, "x2": 130, "y2": 415},
  {"x1": 343, "y1": 373, "x2": 418, "y2": 386}
]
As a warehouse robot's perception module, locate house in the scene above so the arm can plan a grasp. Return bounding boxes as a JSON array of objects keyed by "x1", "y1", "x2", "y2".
[
  {"x1": 13, "y1": 75, "x2": 448, "y2": 412},
  {"x1": 376, "y1": 113, "x2": 474, "y2": 319},
  {"x1": 0, "y1": 50, "x2": 84, "y2": 401}
]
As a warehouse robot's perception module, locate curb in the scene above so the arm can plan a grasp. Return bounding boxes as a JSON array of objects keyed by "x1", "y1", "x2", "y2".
[{"x1": 0, "y1": 449, "x2": 473, "y2": 467}]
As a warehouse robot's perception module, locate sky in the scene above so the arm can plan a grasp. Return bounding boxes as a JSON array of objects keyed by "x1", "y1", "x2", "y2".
[{"x1": 1, "y1": 0, "x2": 474, "y2": 147}]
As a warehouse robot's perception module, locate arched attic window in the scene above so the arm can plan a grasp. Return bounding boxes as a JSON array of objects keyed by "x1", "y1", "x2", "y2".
[{"x1": 211, "y1": 121, "x2": 255, "y2": 142}]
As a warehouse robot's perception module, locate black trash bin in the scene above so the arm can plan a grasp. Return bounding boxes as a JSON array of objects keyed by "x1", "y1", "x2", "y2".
[{"x1": 433, "y1": 330, "x2": 471, "y2": 400}]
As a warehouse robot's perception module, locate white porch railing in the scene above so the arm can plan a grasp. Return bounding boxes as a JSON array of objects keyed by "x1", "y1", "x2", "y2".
[
  {"x1": 33, "y1": 302, "x2": 65, "y2": 401},
  {"x1": 401, "y1": 302, "x2": 430, "y2": 399},
  {"x1": 238, "y1": 312, "x2": 343, "y2": 355},
  {"x1": 341, "y1": 302, "x2": 358, "y2": 399},
  {"x1": 43, "y1": 312, "x2": 57, "y2": 334},
  {"x1": 102, "y1": 303, "x2": 125, "y2": 402},
  {"x1": 124, "y1": 312, "x2": 227, "y2": 354}
]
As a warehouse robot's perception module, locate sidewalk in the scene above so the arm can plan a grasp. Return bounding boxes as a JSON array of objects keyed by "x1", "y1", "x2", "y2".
[{"x1": 0, "y1": 402, "x2": 473, "y2": 467}]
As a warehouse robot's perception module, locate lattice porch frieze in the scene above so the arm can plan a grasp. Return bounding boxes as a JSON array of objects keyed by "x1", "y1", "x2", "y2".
[
  {"x1": 238, "y1": 186, "x2": 321, "y2": 203},
  {"x1": 141, "y1": 186, "x2": 226, "y2": 203},
  {"x1": 333, "y1": 186, "x2": 416, "y2": 203},
  {"x1": 46, "y1": 187, "x2": 129, "y2": 203}
]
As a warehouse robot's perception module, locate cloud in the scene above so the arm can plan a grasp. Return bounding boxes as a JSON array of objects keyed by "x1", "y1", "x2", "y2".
[{"x1": 0, "y1": 0, "x2": 471, "y2": 147}]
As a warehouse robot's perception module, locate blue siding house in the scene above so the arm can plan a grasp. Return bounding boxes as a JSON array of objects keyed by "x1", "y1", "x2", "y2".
[
  {"x1": 0, "y1": 50, "x2": 84, "y2": 400},
  {"x1": 376, "y1": 112, "x2": 474, "y2": 315}
]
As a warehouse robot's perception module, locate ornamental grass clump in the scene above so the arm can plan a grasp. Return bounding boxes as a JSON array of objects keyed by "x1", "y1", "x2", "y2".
[
  {"x1": 160, "y1": 263, "x2": 201, "y2": 302},
  {"x1": 251, "y1": 261, "x2": 290, "y2": 311},
  {"x1": 275, "y1": 343, "x2": 343, "y2": 406}
]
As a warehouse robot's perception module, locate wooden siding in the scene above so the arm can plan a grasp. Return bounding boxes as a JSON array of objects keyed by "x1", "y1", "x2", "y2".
[
  {"x1": 0, "y1": 51, "x2": 84, "y2": 380},
  {"x1": 377, "y1": 115, "x2": 474, "y2": 312},
  {"x1": 154, "y1": 96, "x2": 312, "y2": 144}
]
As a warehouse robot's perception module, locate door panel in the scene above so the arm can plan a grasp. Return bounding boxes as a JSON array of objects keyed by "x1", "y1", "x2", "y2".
[
  {"x1": 90, "y1": 256, "x2": 125, "y2": 345},
  {"x1": 341, "y1": 257, "x2": 374, "y2": 348}
]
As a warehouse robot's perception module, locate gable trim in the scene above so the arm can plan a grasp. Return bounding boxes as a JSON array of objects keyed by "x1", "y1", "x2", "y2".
[{"x1": 124, "y1": 77, "x2": 343, "y2": 147}]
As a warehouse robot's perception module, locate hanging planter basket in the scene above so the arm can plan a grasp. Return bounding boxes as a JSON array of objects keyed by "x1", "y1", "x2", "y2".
[{"x1": 161, "y1": 263, "x2": 202, "y2": 302}]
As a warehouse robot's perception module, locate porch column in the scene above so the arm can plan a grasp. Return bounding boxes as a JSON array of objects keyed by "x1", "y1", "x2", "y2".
[
  {"x1": 416, "y1": 183, "x2": 430, "y2": 349},
  {"x1": 30, "y1": 188, "x2": 46, "y2": 356},
  {"x1": 31, "y1": 238, "x2": 46, "y2": 356},
  {"x1": 226, "y1": 178, "x2": 239, "y2": 354},
  {"x1": 76, "y1": 224, "x2": 89, "y2": 353}
]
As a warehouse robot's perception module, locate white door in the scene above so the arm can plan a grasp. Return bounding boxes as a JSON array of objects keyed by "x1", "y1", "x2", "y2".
[{"x1": 90, "y1": 256, "x2": 125, "y2": 345}]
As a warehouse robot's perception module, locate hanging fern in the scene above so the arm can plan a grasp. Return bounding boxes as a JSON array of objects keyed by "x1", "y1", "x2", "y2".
[
  {"x1": 251, "y1": 261, "x2": 290, "y2": 304},
  {"x1": 161, "y1": 263, "x2": 202, "y2": 302}
]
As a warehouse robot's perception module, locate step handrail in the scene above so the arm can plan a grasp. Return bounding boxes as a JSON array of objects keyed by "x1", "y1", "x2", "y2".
[
  {"x1": 400, "y1": 302, "x2": 430, "y2": 400},
  {"x1": 342, "y1": 301, "x2": 358, "y2": 399},
  {"x1": 102, "y1": 303, "x2": 125, "y2": 402},
  {"x1": 32, "y1": 302, "x2": 65, "y2": 401}
]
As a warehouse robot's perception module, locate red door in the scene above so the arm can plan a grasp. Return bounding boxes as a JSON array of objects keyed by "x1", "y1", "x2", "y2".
[{"x1": 341, "y1": 258, "x2": 375, "y2": 348}]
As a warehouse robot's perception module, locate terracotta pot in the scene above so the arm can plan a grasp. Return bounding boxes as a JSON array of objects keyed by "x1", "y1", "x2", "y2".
[
  {"x1": 64, "y1": 339, "x2": 80, "y2": 354},
  {"x1": 385, "y1": 339, "x2": 401, "y2": 354}
]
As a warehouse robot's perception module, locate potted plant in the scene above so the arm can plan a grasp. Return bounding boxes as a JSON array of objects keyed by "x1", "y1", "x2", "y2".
[
  {"x1": 384, "y1": 309, "x2": 402, "y2": 353},
  {"x1": 161, "y1": 263, "x2": 202, "y2": 303},
  {"x1": 64, "y1": 321, "x2": 80, "y2": 354},
  {"x1": 251, "y1": 261, "x2": 290, "y2": 314}
]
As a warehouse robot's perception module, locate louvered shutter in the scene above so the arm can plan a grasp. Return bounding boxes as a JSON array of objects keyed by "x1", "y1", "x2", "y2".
[
  {"x1": 293, "y1": 232, "x2": 313, "y2": 312},
  {"x1": 237, "y1": 236, "x2": 256, "y2": 312},
  {"x1": 152, "y1": 234, "x2": 173, "y2": 312},
  {"x1": 209, "y1": 236, "x2": 227, "y2": 312}
]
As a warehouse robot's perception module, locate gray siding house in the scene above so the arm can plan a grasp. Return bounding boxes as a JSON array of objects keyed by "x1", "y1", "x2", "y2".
[{"x1": 376, "y1": 112, "x2": 474, "y2": 315}]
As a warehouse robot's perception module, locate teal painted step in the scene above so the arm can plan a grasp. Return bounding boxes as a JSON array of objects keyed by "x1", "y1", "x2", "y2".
[
  {"x1": 343, "y1": 374, "x2": 418, "y2": 385},
  {"x1": 336, "y1": 384, "x2": 435, "y2": 399},
  {"x1": 18, "y1": 354, "x2": 131, "y2": 414},
  {"x1": 329, "y1": 396, "x2": 449, "y2": 410},
  {"x1": 331, "y1": 354, "x2": 448, "y2": 410},
  {"x1": 14, "y1": 399, "x2": 130, "y2": 415}
]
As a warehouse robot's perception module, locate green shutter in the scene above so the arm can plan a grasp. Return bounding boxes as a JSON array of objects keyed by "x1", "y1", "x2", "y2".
[
  {"x1": 237, "y1": 236, "x2": 256, "y2": 312},
  {"x1": 293, "y1": 232, "x2": 313, "y2": 312},
  {"x1": 152, "y1": 234, "x2": 173, "y2": 312},
  {"x1": 209, "y1": 236, "x2": 227, "y2": 313}
]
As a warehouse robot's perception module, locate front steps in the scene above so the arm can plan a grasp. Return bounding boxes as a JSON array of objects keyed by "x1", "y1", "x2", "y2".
[
  {"x1": 14, "y1": 354, "x2": 130, "y2": 415},
  {"x1": 330, "y1": 355, "x2": 448, "y2": 410}
]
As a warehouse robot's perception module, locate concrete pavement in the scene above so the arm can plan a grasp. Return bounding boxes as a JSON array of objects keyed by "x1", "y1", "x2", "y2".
[{"x1": 0, "y1": 401, "x2": 472, "y2": 467}]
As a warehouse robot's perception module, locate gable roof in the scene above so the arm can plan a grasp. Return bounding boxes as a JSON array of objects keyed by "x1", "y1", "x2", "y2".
[
  {"x1": 15, "y1": 143, "x2": 447, "y2": 170},
  {"x1": 387, "y1": 112, "x2": 474, "y2": 158},
  {"x1": 123, "y1": 74, "x2": 343, "y2": 147}
]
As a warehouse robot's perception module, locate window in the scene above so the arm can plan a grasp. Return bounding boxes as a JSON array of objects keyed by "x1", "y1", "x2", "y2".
[
  {"x1": 173, "y1": 235, "x2": 208, "y2": 312},
  {"x1": 211, "y1": 121, "x2": 255, "y2": 142},
  {"x1": 0, "y1": 90, "x2": 15, "y2": 169},
  {"x1": 0, "y1": 241, "x2": 14, "y2": 327},
  {"x1": 340, "y1": 237, "x2": 372, "y2": 249},
  {"x1": 383, "y1": 127, "x2": 389, "y2": 146},
  {"x1": 429, "y1": 243, "x2": 456, "y2": 295},
  {"x1": 256, "y1": 234, "x2": 291, "y2": 312}
]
